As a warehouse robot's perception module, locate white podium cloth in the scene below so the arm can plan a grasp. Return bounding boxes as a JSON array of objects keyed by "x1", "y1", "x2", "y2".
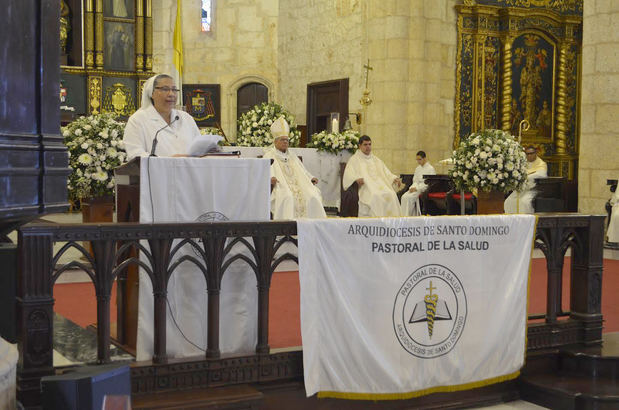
[
  {"x1": 223, "y1": 147, "x2": 351, "y2": 208},
  {"x1": 0, "y1": 338, "x2": 17, "y2": 409},
  {"x1": 136, "y1": 157, "x2": 270, "y2": 361},
  {"x1": 297, "y1": 215, "x2": 535, "y2": 398}
]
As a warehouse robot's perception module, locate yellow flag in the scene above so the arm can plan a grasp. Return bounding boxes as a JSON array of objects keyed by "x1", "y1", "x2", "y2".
[{"x1": 173, "y1": 0, "x2": 183, "y2": 76}]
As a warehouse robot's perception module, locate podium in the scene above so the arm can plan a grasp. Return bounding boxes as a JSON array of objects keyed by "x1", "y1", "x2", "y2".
[
  {"x1": 114, "y1": 157, "x2": 270, "y2": 355},
  {"x1": 114, "y1": 158, "x2": 141, "y2": 350}
]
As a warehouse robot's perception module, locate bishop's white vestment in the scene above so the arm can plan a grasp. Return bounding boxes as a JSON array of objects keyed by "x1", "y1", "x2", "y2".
[
  {"x1": 400, "y1": 162, "x2": 436, "y2": 216},
  {"x1": 504, "y1": 157, "x2": 548, "y2": 214},
  {"x1": 607, "y1": 186, "x2": 619, "y2": 243},
  {"x1": 342, "y1": 150, "x2": 401, "y2": 217},
  {"x1": 263, "y1": 147, "x2": 326, "y2": 219}
]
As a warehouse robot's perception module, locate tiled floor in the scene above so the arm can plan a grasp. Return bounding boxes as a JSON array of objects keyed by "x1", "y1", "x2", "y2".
[{"x1": 52, "y1": 313, "x2": 132, "y2": 366}]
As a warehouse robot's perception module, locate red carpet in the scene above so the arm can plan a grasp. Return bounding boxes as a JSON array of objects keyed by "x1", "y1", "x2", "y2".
[{"x1": 53, "y1": 258, "x2": 619, "y2": 350}]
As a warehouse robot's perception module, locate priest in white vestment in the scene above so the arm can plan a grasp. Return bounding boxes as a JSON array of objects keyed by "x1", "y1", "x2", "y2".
[
  {"x1": 342, "y1": 135, "x2": 402, "y2": 217},
  {"x1": 607, "y1": 185, "x2": 619, "y2": 244},
  {"x1": 123, "y1": 74, "x2": 201, "y2": 160},
  {"x1": 264, "y1": 117, "x2": 326, "y2": 219},
  {"x1": 400, "y1": 151, "x2": 436, "y2": 216},
  {"x1": 504, "y1": 146, "x2": 548, "y2": 214}
]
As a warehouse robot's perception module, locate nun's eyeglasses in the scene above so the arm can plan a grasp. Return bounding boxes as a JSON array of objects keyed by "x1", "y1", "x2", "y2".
[{"x1": 154, "y1": 87, "x2": 180, "y2": 94}]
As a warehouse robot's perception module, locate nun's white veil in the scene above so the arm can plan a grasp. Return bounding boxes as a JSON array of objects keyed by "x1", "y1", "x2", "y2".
[{"x1": 140, "y1": 75, "x2": 157, "y2": 110}]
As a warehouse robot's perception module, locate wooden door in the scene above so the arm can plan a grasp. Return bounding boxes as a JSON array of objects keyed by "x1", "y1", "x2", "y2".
[
  {"x1": 237, "y1": 82, "x2": 269, "y2": 119},
  {"x1": 306, "y1": 79, "x2": 349, "y2": 139}
]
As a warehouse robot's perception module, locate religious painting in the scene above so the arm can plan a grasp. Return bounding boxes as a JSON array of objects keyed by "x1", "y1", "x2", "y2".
[
  {"x1": 182, "y1": 84, "x2": 221, "y2": 126},
  {"x1": 510, "y1": 33, "x2": 555, "y2": 142},
  {"x1": 104, "y1": 0, "x2": 134, "y2": 19},
  {"x1": 104, "y1": 21, "x2": 135, "y2": 72}
]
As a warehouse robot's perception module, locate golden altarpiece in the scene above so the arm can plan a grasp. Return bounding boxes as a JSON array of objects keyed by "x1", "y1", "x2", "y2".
[
  {"x1": 455, "y1": 0, "x2": 582, "y2": 206},
  {"x1": 59, "y1": 0, "x2": 154, "y2": 121}
]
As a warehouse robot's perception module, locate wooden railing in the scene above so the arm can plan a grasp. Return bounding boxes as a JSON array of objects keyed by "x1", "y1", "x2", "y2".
[{"x1": 16, "y1": 214, "x2": 604, "y2": 406}]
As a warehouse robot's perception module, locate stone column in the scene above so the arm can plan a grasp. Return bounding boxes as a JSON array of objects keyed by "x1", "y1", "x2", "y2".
[{"x1": 578, "y1": 2, "x2": 619, "y2": 214}]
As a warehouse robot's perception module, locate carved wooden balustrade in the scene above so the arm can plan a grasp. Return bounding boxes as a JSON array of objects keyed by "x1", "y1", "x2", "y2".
[
  {"x1": 16, "y1": 214, "x2": 604, "y2": 406},
  {"x1": 528, "y1": 214, "x2": 604, "y2": 349}
]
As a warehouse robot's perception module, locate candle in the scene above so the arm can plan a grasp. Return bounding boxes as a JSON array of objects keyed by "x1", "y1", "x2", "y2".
[{"x1": 332, "y1": 118, "x2": 339, "y2": 133}]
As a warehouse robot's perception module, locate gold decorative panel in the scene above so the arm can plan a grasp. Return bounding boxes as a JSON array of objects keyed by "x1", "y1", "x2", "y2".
[
  {"x1": 60, "y1": 1, "x2": 154, "y2": 119},
  {"x1": 103, "y1": 82, "x2": 136, "y2": 116},
  {"x1": 455, "y1": 1, "x2": 582, "y2": 180}
]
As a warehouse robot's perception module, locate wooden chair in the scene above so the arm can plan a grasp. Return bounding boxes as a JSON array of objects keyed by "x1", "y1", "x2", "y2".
[
  {"x1": 447, "y1": 190, "x2": 477, "y2": 215},
  {"x1": 398, "y1": 174, "x2": 414, "y2": 202},
  {"x1": 533, "y1": 176, "x2": 567, "y2": 212},
  {"x1": 419, "y1": 175, "x2": 453, "y2": 215},
  {"x1": 339, "y1": 162, "x2": 359, "y2": 217}
]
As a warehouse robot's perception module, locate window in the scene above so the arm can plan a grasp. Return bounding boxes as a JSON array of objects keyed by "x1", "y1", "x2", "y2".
[{"x1": 201, "y1": 0, "x2": 212, "y2": 32}]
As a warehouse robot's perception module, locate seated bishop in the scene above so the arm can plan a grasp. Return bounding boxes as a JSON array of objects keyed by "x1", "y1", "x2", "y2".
[
  {"x1": 400, "y1": 150, "x2": 436, "y2": 216},
  {"x1": 264, "y1": 117, "x2": 327, "y2": 219},
  {"x1": 343, "y1": 135, "x2": 402, "y2": 217},
  {"x1": 504, "y1": 145, "x2": 548, "y2": 214}
]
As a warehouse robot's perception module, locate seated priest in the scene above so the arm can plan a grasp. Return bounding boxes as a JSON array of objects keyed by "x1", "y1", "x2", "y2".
[
  {"x1": 123, "y1": 74, "x2": 201, "y2": 160},
  {"x1": 342, "y1": 135, "x2": 403, "y2": 217},
  {"x1": 264, "y1": 117, "x2": 327, "y2": 219},
  {"x1": 608, "y1": 184, "x2": 619, "y2": 245},
  {"x1": 504, "y1": 145, "x2": 548, "y2": 214},
  {"x1": 400, "y1": 150, "x2": 436, "y2": 216}
]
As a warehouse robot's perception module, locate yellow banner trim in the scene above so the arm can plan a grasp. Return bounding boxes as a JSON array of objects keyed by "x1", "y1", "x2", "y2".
[{"x1": 317, "y1": 370, "x2": 520, "y2": 400}]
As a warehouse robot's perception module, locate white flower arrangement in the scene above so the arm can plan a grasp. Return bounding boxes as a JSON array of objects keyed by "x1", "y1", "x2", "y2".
[
  {"x1": 200, "y1": 126, "x2": 230, "y2": 146},
  {"x1": 449, "y1": 129, "x2": 528, "y2": 194},
  {"x1": 307, "y1": 129, "x2": 360, "y2": 154},
  {"x1": 199, "y1": 126, "x2": 224, "y2": 136},
  {"x1": 62, "y1": 113, "x2": 126, "y2": 201},
  {"x1": 236, "y1": 102, "x2": 301, "y2": 147}
]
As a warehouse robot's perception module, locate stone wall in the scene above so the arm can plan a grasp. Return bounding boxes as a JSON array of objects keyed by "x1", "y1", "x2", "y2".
[
  {"x1": 278, "y1": 0, "x2": 458, "y2": 174},
  {"x1": 151, "y1": 0, "x2": 458, "y2": 173},
  {"x1": 579, "y1": 2, "x2": 619, "y2": 215},
  {"x1": 153, "y1": 0, "x2": 279, "y2": 138},
  {"x1": 277, "y1": 0, "x2": 365, "y2": 132}
]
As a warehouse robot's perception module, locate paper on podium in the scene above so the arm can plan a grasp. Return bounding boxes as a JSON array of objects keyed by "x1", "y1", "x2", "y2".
[{"x1": 188, "y1": 134, "x2": 223, "y2": 157}]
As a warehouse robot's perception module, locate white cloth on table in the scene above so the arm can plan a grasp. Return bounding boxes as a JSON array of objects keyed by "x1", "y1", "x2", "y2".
[
  {"x1": 123, "y1": 105, "x2": 201, "y2": 160},
  {"x1": 0, "y1": 338, "x2": 17, "y2": 410},
  {"x1": 400, "y1": 162, "x2": 436, "y2": 216},
  {"x1": 263, "y1": 147, "x2": 326, "y2": 219},
  {"x1": 342, "y1": 150, "x2": 401, "y2": 217},
  {"x1": 136, "y1": 157, "x2": 270, "y2": 361},
  {"x1": 608, "y1": 187, "x2": 619, "y2": 243},
  {"x1": 504, "y1": 157, "x2": 547, "y2": 214}
]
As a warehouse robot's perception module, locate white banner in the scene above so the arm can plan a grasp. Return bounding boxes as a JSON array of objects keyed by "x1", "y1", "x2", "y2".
[
  {"x1": 298, "y1": 215, "x2": 536, "y2": 399},
  {"x1": 136, "y1": 157, "x2": 270, "y2": 361}
]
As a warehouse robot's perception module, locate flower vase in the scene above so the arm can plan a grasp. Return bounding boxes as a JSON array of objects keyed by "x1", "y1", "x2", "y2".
[
  {"x1": 81, "y1": 196, "x2": 114, "y2": 223},
  {"x1": 476, "y1": 190, "x2": 505, "y2": 215}
]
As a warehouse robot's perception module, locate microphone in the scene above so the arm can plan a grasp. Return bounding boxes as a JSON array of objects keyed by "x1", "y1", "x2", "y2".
[{"x1": 150, "y1": 115, "x2": 180, "y2": 157}]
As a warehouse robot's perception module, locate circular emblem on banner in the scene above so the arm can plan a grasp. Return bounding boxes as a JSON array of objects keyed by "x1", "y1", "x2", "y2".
[
  {"x1": 196, "y1": 211, "x2": 229, "y2": 223},
  {"x1": 192, "y1": 212, "x2": 229, "y2": 256},
  {"x1": 393, "y1": 264, "x2": 467, "y2": 359}
]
